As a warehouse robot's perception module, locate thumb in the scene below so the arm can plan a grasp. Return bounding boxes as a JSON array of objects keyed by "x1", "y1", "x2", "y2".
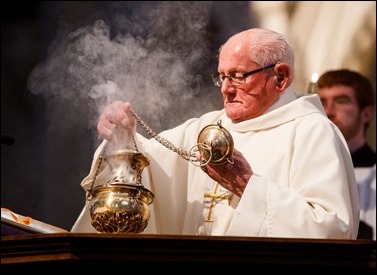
[{"x1": 121, "y1": 102, "x2": 137, "y2": 131}]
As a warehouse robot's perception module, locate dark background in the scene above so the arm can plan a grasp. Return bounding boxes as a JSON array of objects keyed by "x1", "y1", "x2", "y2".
[{"x1": 1, "y1": 1, "x2": 256, "y2": 230}]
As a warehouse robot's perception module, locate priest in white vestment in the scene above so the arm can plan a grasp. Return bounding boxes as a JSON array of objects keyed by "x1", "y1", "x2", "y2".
[{"x1": 72, "y1": 28, "x2": 359, "y2": 239}]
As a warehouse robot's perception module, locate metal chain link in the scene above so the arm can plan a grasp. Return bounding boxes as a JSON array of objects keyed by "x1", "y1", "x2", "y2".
[
  {"x1": 130, "y1": 110, "x2": 193, "y2": 161},
  {"x1": 87, "y1": 153, "x2": 105, "y2": 200},
  {"x1": 87, "y1": 109, "x2": 206, "y2": 200}
]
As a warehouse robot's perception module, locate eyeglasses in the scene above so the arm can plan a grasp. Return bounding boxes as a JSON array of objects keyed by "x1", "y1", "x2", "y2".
[{"x1": 211, "y1": 63, "x2": 277, "y2": 87}]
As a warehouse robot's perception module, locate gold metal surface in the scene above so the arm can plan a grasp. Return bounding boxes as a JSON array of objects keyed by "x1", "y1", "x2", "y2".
[
  {"x1": 90, "y1": 185, "x2": 154, "y2": 233},
  {"x1": 88, "y1": 149, "x2": 154, "y2": 233},
  {"x1": 197, "y1": 120, "x2": 234, "y2": 165}
]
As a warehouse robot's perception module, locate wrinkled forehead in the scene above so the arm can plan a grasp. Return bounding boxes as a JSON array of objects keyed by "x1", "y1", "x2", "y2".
[{"x1": 219, "y1": 37, "x2": 252, "y2": 70}]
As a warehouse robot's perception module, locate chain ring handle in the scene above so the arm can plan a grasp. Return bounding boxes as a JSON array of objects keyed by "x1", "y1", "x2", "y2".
[
  {"x1": 188, "y1": 143, "x2": 213, "y2": 167},
  {"x1": 196, "y1": 120, "x2": 234, "y2": 165}
]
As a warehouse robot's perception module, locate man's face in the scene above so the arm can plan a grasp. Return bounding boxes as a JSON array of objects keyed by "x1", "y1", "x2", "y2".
[
  {"x1": 217, "y1": 39, "x2": 278, "y2": 123},
  {"x1": 318, "y1": 85, "x2": 362, "y2": 141}
]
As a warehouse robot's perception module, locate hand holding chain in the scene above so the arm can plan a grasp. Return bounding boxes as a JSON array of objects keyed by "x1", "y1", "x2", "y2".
[{"x1": 130, "y1": 110, "x2": 234, "y2": 167}]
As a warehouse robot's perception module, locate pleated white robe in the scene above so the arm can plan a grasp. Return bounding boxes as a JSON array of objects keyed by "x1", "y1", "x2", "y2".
[{"x1": 72, "y1": 89, "x2": 359, "y2": 239}]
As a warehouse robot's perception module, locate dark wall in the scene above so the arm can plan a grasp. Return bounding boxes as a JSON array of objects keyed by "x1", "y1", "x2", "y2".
[{"x1": 1, "y1": 1, "x2": 256, "y2": 230}]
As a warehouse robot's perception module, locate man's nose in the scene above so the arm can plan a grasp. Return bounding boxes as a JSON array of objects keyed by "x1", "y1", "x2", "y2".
[
  {"x1": 324, "y1": 102, "x2": 336, "y2": 117},
  {"x1": 220, "y1": 77, "x2": 235, "y2": 94}
]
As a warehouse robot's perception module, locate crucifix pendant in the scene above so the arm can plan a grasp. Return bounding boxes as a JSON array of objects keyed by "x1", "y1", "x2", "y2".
[{"x1": 203, "y1": 183, "x2": 233, "y2": 222}]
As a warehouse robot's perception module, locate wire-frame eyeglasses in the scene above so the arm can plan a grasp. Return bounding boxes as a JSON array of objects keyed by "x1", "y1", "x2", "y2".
[{"x1": 211, "y1": 63, "x2": 277, "y2": 87}]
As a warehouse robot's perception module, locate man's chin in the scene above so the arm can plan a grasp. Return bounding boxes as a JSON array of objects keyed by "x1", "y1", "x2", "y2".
[{"x1": 225, "y1": 111, "x2": 242, "y2": 123}]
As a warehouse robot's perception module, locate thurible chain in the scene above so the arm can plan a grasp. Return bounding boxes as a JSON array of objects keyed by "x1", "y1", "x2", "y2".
[{"x1": 130, "y1": 110, "x2": 193, "y2": 162}]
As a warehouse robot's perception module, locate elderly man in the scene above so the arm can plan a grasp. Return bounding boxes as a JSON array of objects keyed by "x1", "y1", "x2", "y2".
[{"x1": 72, "y1": 28, "x2": 359, "y2": 239}]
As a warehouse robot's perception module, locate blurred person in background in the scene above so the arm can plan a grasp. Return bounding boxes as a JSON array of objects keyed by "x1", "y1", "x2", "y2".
[{"x1": 318, "y1": 69, "x2": 376, "y2": 240}]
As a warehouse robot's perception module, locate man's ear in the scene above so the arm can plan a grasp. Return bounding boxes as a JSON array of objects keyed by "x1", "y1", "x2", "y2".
[
  {"x1": 274, "y1": 63, "x2": 290, "y2": 90},
  {"x1": 276, "y1": 72, "x2": 284, "y2": 87},
  {"x1": 361, "y1": 105, "x2": 375, "y2": 124}
]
